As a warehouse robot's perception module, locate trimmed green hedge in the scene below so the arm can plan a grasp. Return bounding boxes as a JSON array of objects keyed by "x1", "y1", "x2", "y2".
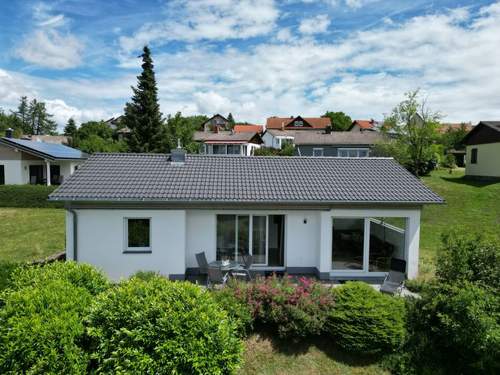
[
  {"x1": 86, "y1": 276, "x2": 243, "y2": 374},
  {"x1": 0, "y1": 185, "x2": 63, "y2": 208},
  {"x1": 329, "y1": 282, "x2": 406, "y2": 355}
]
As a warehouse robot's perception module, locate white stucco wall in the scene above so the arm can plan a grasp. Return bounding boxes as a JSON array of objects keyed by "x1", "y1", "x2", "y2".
[
  {"x1": 465, "y1": 143, "x2": 500, "y2": 178},
  {"x1": 68, "y1": 209, "x2": 186, "y2": 280},
  {"x1": 68, "y1": 207, "x2": 422, "y2": 280}
]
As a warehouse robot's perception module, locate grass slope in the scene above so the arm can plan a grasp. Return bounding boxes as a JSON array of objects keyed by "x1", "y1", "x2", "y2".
[
  {"x1": 0, "y1": 208, "x2": 65, "y2": 262},
  {"x1": 419, "y1": 169, "x2": 500, "y2": 279},
  {"x1": 239, "y1": 334, "x2": 388, "y2": 375}
]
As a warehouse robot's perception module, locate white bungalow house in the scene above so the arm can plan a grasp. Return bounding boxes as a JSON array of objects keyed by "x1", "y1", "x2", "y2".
[
  {"x1": 0, "y1": 133, "x2": 87, "y2": 185},
  {"x1": 49, "y1": 150, "x2": 443, "y2": 281}
]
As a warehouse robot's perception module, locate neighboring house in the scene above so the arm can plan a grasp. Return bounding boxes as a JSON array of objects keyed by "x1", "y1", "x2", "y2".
[
  {"x1": 263, "y1": 129, "x2": 384, "y2": 156},
  {"x1": 194, "y1": 131, "x2": 263, "y2": 156},
  {"x1": 0, "y1": 133, "x2": 87, "y2": 185},
  {"x1": 462, "y1": 121, "x2": 500, "y2": 179},
  {"x1": 201, "y1": 114, "x2": 230, "y2": 132},
  {"x1": 49, "y1": 151, "x2": 443, "y2": 281},
  {"x1": 266, "y1": 116, "x2": 331, "y2": 130},
  {"x1": 350, "y1": 119, "x2": 379, "y2": 132},
  {"x1": 233, "y1": 124, "x2": 264, "y2": 134},
  {"x1": 293, "y1": 131, "x2": 385, "y2": 157},
  {"x1": 104, "y1": 116, "x2": 124, "y2": 130}
]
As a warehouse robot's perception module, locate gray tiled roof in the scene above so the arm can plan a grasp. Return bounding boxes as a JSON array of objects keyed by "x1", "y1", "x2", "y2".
[{"x1": 50, "y1": 153, "x2": 443, "y2": 205}]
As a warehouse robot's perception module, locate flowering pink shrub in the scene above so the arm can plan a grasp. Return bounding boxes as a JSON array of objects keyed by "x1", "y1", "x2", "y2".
[{"x1": 226, "y1": 275, "x2": 335, "y2": 339}]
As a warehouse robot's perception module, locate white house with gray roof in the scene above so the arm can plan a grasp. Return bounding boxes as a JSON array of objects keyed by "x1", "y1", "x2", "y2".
[
  {"x1": 49, "y1": 150, "x2": 442, "y2": 281},
  {"x1": 0, "y1": 134, "x2": 87, "y2": 186}
]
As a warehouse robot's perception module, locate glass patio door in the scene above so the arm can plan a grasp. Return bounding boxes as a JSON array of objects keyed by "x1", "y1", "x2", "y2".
[
  {"x1": 331, "y1": 218, "x2": 365, "y2": 270},
  {"x1": 252, "y1": 216, "x2": 267, "y2": 265}
]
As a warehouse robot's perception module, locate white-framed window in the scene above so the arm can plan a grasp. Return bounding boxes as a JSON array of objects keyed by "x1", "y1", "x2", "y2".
[
  {"x1": 332, "y1": 217, "x2": 406, "y2": 273},
  {"x1": 313, "y1": 148, "x2": 324, "y2": 157},
  {"x1": 227, "y1": 145, "x2": 241, "y2": 155},
  {"x1": 212, "y1": 145, "x2": 227, "y2": 154},
  {"x1": 124, "y1": 218, "x2": 151, "y2": 253},
  {"x1": 294, "y1": 120, "x2": 304, "y2": 127},
  {"x1": 338, "y1": 148, "x2": 369, "y2": 157}
]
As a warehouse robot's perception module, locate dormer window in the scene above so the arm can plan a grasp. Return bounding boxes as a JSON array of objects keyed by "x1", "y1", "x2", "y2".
[{"x1": 294, "y1": 120, "x2": 303, "y2": 127}]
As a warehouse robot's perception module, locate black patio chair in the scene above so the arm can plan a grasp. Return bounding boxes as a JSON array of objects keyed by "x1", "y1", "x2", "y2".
[
  {"x1": 380, "y1": 258, "x2": 406, "y2": 295},
  {"x1": 207, "y1": 266, "x2": 229, "y2": 288}
]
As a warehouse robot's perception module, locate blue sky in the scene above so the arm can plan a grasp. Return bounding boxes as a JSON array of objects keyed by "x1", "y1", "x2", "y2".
[{"x1": 1, "y1": 0, "x2": 499, "y2": 130}]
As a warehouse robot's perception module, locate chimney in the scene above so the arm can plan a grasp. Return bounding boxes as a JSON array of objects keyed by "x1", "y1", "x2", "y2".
[
  {"x1": 171, "y1": 139, "x2": 186, "y2": 165},
  {"x1": 5, "y1": 128, "x2": 13, "y2": 138}
]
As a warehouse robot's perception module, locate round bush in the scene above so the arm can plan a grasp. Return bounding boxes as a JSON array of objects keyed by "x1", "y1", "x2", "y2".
[
  {"x1": 86, "y1": 276, "x2": 243, "y2": 374},
  {"x1": 10, "y1": 261, "x2": 109, "y2": 295},
  {"x1": 329, "y1": 282, "x2": 406, "y2": 355},
  {"x1": 0, "y1": 279, "x2": 91, "y2": 374}
]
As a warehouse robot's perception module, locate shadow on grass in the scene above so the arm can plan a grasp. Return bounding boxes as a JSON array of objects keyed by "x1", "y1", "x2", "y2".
[
  {"x1": 439, "y1": 175, "x2": 500, "y2": 187},
  {"x1": 253, "y1": 329, "x2": 383, "y2": 367}
]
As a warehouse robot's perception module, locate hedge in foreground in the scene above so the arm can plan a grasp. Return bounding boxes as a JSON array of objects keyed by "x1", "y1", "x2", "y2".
[
  {"x1": 329, "y1": 282, "x2": 406, "y2": 355},
  {"x1": 9, "y1": 261, "x2": 109, "y2": 296},
  {"x1": 0, "y1": 185, "x2": 63, "y2": 208},
  {"x1": 86, "y1": 276, "x2": 243, "y2": 374},
  {"x1": 402, "y1": 282, "x2": 500, "y2": 375},
  {"x1": 0, "y1": 279, "x2": 91, "y2": 374}
]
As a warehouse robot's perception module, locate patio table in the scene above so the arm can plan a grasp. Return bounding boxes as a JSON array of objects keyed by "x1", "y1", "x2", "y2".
[{"x1": 208, "y1": 260, "x2": 241, "y2": 272}]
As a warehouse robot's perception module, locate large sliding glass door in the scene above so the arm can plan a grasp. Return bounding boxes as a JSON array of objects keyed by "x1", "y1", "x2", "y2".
[
  {"x1": 332, "y1": 217, "x2": 407, "y2": 273},
  {"x1": 216, "y1": 214, "x2": 285, "y2": 267}
]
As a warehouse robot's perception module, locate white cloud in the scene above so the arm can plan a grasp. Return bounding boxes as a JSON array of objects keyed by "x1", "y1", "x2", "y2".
[
  {"x1": 45, "y1": 99, "x2": 110, "y2": 127},
  {"x1": 345, "y1": 0, "x2": 363, "y2": 9},
  {"x1": 15, "y1": 2, "x2": 84, "y2": 69},
  {"x1": 193, "y1": 91, "x2": 232, "y2": 114},
  {"x1": 298, "y1": 14, "x2": 331, "y2": 34},
  {"x1": 16, "y1": 30, "x2": 84, "y2": 69},
  {"x1": 119, "y1": 0, "x2": 279, "y2": 51}
]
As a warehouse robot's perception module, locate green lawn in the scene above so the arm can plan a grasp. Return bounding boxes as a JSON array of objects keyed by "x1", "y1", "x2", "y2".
[
  {"x1": 239, "y1": 334, "x2": 388, "y2": 375},
  {"x1": 419, "y1": 169, "x2": 500, "y2": 279},
  {"x1": 0, "y1": 208, "x2": 65, "y2": 262}
]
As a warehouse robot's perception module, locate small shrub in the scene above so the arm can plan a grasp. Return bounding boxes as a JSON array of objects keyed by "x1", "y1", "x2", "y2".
[
  {"x1": 438, "y1": 231, "x2": 500, "y2": 290},
  {"x1": 211, "y1": 281, "x2": 254, "y2": 336},
  {"x1": 403, "y1": 282, "x2": 500, "y2": 374},
  {"x1": 441, "y1": 153, "x2": 457, "y2": 169},
  {"x1": 230, "y1": 275, "x2": 335, "y2": 339},
  {"x1": 328, "y1": 282, "x2": 406, "y2": 355},
  {"x1": 9, "y1": 261, "x2": 109, "y2": 295},
  {"x1": 86, "y1": 276, "x2": 242, "y2": 374},
  {"x1": 0, "y1": 185, "x2": 63, "y2": 208},
  {"x1": 0, "y1": 279, "x2": 91, "y2": 374}
]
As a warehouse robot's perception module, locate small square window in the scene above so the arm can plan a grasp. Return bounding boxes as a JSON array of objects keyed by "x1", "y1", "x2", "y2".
[
  {"x1": 125, "y1": 218, "x2": 151, "y2": 252},
  {"x1": 313, "y1": 148, "x2": 324, "y2": 157},
  {"x1": 471, "y1": 148, "x2": 478, "y2": 164}
]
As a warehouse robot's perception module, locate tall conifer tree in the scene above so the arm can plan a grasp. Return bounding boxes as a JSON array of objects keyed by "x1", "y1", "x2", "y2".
[{"x1": 123, "y1": 46, "x2": 165, "y2": 153}]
